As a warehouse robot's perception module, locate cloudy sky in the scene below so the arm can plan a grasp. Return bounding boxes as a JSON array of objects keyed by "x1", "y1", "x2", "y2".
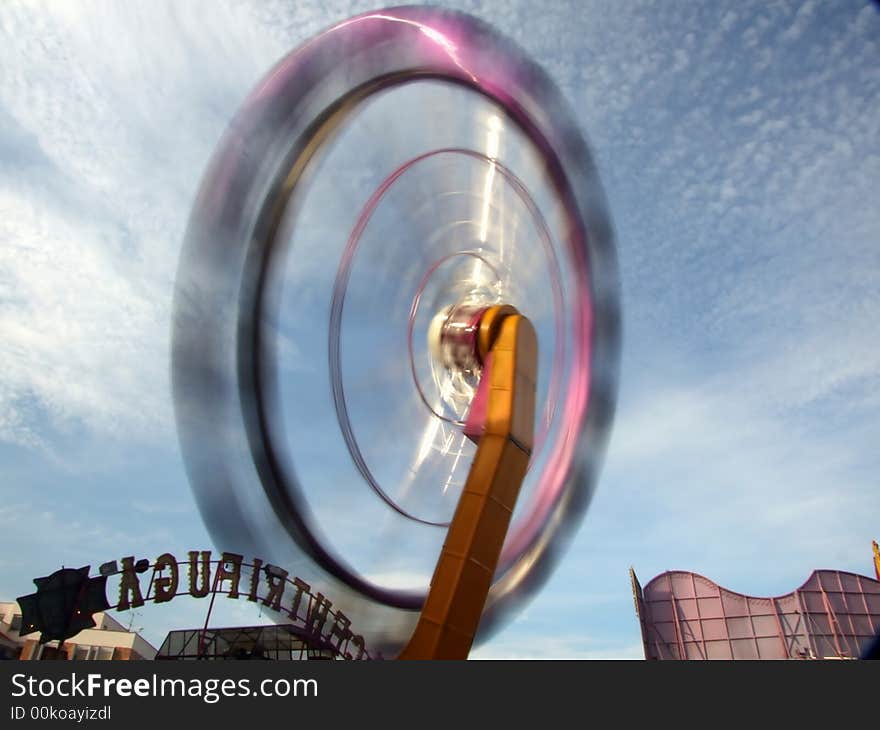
[{"x1": 0, "y1": 0, "x2": 878, "y2": 658}]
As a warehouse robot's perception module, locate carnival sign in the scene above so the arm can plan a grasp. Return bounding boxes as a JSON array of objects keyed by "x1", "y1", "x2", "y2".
[{"x1": 17, "y1": 550, "x2": 370, "y2": 659}]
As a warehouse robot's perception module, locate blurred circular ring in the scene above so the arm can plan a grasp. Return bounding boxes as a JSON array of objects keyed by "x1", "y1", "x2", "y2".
[{"x1": 172, "y1": 6, "x2": 620, "y2": 639}]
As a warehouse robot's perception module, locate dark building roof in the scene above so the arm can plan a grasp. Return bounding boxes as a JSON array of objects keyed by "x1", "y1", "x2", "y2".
[{"x1": 156, "y1": 624, "x2": 349, "y2": 660}]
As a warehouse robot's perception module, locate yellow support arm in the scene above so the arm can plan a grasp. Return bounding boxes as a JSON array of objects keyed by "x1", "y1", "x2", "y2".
[{"x1": 399, "y1": 308, "x2": 537, "y2": 659}]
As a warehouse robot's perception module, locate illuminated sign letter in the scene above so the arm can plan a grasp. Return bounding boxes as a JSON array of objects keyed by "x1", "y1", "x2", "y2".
[
  {"x1": 117, "y1": 556, "x2": 145, "y2": 611},
  {"x1": 329, "y1": 611, "x2": 352, "y2": 647},
  {"x1": 262, "y1": 565, "x2": 288, "y2": 611},
  {"x1": 216, "y1": 552, "x2": 243, "y2": 599},
  {"x1": 152, "y1": 553, "x2": 178, "y2": 604},
  {"x1": 247, "y1": 558, "x2": 263, "y2": 602},
  {"x1": 306, "y1": 593, "x2": 332, "y2": 634},
  {"x1": 188, "y1": 550, "x2": 212, "y2": 598},
  {"x1": 349, "y1": 634, "x2": 366, "y2": 660},
  {"x1": 289, "y1": 577, "x2": 310, "y2": 620}
]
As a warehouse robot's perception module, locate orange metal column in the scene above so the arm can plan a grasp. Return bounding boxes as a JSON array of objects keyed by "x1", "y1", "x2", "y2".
[{"x1": 399, "y1": 310, "x2": 537, "y2": 659}]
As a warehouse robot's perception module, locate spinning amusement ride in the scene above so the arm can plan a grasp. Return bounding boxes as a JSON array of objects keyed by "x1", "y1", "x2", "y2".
[{"x1": 169, "y1": 5, "x2": 621, "y2": 659}]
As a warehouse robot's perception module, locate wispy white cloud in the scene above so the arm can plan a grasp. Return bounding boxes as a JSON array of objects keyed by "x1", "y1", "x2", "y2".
[
  {"x1": 597, "y1": 360, "x2": 878, "y2": 592},
  {"x1": 0, "y1": 1, "x2": 299, "y2": 445}
]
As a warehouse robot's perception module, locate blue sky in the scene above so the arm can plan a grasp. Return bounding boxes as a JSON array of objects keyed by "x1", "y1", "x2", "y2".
[{"x1": 0, "y1": 1, "x2": 878, "y2": 658}]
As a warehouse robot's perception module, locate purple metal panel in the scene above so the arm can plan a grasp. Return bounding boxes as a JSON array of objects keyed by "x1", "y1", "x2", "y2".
[
  {"x1": 690, "y1": 573, "x2": 708, "y2": 659},
  {"x1": 716, "y1": 579, "x2": 736, "y2": 659},
  {"x1": 680, "y1": 619, "x2": 703, "y2": 642},
  {"x1": 769, "y1": 599, "x2": 791, "y2": 658},
  {"x1": 678, "y1": 599, "x2": 699, "y2": 621},
  {"x1": 756, "y1": 636, "x2": 786, "y2": 659},
  {"x1": 810, "y1": 613, "x2": 832, "y2": 636},
  {"x1": 794, "y1": 588, "x2": 818, "y2": 659},
  {"x1": 651, "y1": 602, "x2": 675, "y2": 622},
  {"x1": 705, "y1": 640, "x2": 732, "y2": 659},
  {"x1": 852, "y1": 615, "x2": 874, "y2": 635},
  {"x1": 693, "y1": 575, "x2": 718, "y2": 598},
  {"x1": 816, "y1": 573, "x2": 844, "y2": 657},
  {"x1": 721, "y1": 592, "x2": 749, "y2": 617},
  {"x1": 751, "y1": 614, "x2": 778, "y2": 637},
  {"x1": 834, "y1": 572, "x2": 859, "y2": 640},
  {"x1": 863, "y1": 578, "x2": 880, "y2": 594},
  {"x1": 727, "y1": 617, "x2": 753, "y2": 639},
  {"x1": 702, "y1": 618, "x2": 727, "y2": 641},
  {"x1": 803, "y1": 592, "x2": 825, "y2": 612},
  {"x1": 656, "y1": 622, "x2": 677, "y2": 643},
  {"x1": 670, "y1": 573, "x2": 696, "y2": 598},
  {"x1": 669, "y1": 593, "x2": 686, "y2": 659},
  {"x1": 731, "y1": 638, "x2": 758, "y2": 660},
  {"x1": 633, "y1": 569, "x2": 880, "y2": 660},
  {"x1": 697, "y1": 597, "x2": 724, "y2": 618},
  {"x1": 828, "y1": 592, "x2": 848, "y2": 613},
  {"x1": 743, "y1": 595, "x2": 761, "y2": 659}
]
